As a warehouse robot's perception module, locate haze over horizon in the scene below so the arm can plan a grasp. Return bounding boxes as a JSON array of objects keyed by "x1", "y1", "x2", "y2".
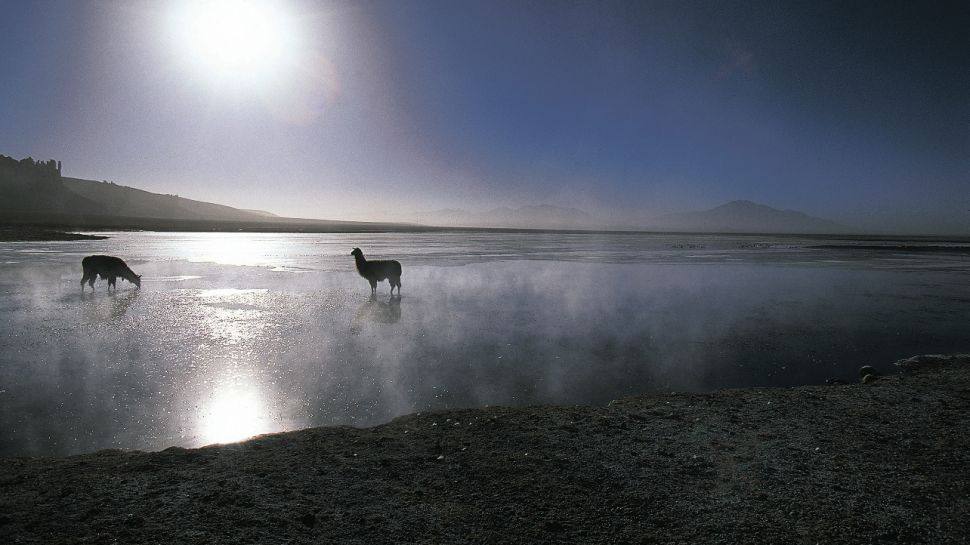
[{"x1": 1, "y1": 1, "x2": 967, "y2": 234}]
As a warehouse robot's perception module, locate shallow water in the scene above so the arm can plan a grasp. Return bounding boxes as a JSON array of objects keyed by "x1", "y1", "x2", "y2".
[{"x1": 1, "y1": 231, "x2": 969, "y2": 456}]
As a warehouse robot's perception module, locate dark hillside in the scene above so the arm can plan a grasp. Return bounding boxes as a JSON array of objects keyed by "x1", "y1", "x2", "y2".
[
  {"x1": 1, "y1": 154, "x2": 279, "y2": 225},
  {"x1": 0, "y1": 155, "x2": 105, "y2": 216},
  {"x1": 62, "y1": 177, "x2": 277, "y2": 222}
]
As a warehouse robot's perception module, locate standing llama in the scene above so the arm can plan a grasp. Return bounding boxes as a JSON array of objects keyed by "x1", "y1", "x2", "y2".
[
  {"x1": 80, "y1": 255, "x2": 141, "y2": 291},
  {"x1": 351, "y1": 247, "x2": 402, "y2": 295}
]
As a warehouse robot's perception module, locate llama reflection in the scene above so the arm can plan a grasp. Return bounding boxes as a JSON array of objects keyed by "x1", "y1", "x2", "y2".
[
  {"x1": 76, "y1": 288, "x2": 141, "y2": 321},
  {"x1": 350, "y1": 295, "x2": 402, "y2": 334},
  {"x1": 108, "y1": 289, "x2": 140, "y2": 319}
]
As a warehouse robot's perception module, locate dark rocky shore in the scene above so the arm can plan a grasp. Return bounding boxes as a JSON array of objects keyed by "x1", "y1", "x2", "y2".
[
  {"x1": 2, "y1": 355, "x2": 968, "y2": 544},
  {"x1": 0, "y1": 226, "x2": 108, "y2": 241}
]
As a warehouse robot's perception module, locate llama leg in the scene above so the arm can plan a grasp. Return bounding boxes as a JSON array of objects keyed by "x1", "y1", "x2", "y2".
[{"x1": 80, "y1": 273, "x2": 89, "y2": 291}]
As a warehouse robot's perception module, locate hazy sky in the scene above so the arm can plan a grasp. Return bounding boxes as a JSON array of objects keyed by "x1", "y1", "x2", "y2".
[{"x1": 1, "y1": 0, "x2": 967, "y2": 232}]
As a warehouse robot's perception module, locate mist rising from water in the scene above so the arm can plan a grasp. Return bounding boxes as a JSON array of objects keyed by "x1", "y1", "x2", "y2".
[{"x1": 1, "y1": 233, "x2": 969, "y2": 455}]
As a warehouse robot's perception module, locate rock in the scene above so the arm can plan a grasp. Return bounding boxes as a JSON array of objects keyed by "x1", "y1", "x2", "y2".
[
  {"x1": 862, "y1": 374, "x2": 878, "y2": 384},
  {"x1": 858, "y1": 365, "x2": 878, "y2": 379},
  {"x1": 893, "y1": 354, "x2": 970, "y2": 371}
]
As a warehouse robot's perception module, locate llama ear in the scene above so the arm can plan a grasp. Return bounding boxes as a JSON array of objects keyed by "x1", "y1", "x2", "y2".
[{"x1": 137, "y1": 274, "x2": 142, "y2": 278}]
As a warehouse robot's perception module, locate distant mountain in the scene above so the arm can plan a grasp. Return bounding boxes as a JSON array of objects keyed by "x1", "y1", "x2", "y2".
[
  {"x1": 410, "y1": 205, "x2": 598, "y2": 229},
  {"x1": 644, "y1": 200, "x2": 849, "y2": 234}
]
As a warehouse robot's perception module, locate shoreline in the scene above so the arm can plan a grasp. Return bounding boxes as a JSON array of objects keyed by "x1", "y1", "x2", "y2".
[
  {"x1": 4, "y1": 217, "x2": 970, "y2": 241},
  {"x1": 2, "y1": 354, "x2": 968, "y2": 543},
  {"x1": 0, "y1": 226, "x2": 108, "y2": 241}
]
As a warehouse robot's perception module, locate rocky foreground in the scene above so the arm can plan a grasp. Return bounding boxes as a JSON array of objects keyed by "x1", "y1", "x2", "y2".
[{"x1": 2, "y1": 355, "x2": 969, "y2": 544}]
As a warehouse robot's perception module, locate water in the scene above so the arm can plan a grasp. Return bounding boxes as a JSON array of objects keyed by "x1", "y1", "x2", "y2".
[{"x1": 1, "y1": 231, "x2": 969, "y2": 456}]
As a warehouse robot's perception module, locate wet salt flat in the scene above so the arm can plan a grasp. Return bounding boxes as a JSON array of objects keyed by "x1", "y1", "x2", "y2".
[{"x1": 1, "y1": 231, "x2": 969, "y2": 456}]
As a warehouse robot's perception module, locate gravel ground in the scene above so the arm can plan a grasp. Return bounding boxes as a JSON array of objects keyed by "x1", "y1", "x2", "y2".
[{"x1": 2, "y1": 354, "x2": 968, "y2": 544}]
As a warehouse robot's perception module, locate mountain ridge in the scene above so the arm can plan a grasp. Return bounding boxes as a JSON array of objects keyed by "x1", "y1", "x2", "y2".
[
  {"x1": 644, "y1": 199, "x2": 849, "y2": 234},
  {"x1": 3, "y1": 155, "x2": 853, "y2": 234}
]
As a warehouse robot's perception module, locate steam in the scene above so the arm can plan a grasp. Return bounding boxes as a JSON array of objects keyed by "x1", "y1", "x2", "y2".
[{"x1": 1, "y1": 232, "x2": 969, "y2": 456}]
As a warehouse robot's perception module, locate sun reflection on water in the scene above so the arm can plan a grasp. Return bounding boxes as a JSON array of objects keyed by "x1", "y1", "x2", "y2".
[
  {"x1": 199, "y1": 383, "x2": 272, "y2": 445},
  {"x1": 185, "y1": 234, "x2": 291, "y2": 267},
  {"x1": 195, "y1": 288, "x2": 269, "y2": 344}
]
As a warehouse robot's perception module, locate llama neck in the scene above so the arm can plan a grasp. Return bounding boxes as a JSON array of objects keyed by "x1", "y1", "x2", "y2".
[{"x1": 354, "y1": 254, "x2": 367, "y2": 271}]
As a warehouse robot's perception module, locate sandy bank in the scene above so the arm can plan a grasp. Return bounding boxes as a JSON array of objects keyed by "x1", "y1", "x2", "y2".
[{"x1": 2, "y1": 355, "x2": 968, "y2": 544}]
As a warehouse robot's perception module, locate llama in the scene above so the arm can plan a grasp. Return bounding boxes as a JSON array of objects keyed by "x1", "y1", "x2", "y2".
[
  {"x1": 351, "y1": 247, "x2": 402, "y2": 295},
  {"x1": 80, "y1": 255, "x2": 141, "y2": 291}
]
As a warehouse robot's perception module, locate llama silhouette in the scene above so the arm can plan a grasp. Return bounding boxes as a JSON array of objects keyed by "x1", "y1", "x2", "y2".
[
  {"x1": 351, "y1": 248, "x2": 402, "y2": 295},
  {"x1": 80, "y1": 255, "x2": 141, "y2": 291}
]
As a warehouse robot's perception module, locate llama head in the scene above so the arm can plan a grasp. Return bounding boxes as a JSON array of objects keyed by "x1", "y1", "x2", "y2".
[
  {"x1": 351, "y1": 248, "x2": 363, "y2": 258},
  {"x1": 133, "y1": 274, "x2": 141, "y2": 288}
]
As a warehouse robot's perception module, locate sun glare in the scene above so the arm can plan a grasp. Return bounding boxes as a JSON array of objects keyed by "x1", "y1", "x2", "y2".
[
  {"x1": 168, "y1": 0, "x2": 298, "y2": 83},
  {"x1": 200, "y1": 383, "x2": 272, "y2": 445}
]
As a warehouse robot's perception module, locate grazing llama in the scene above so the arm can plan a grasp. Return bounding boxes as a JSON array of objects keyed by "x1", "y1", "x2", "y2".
[
  {"x1": 80, "y1": 255, "x2": 141, "y2": 291},
  {"x1": 351, "y1": 247, "x2": 402, "y2": 295}
]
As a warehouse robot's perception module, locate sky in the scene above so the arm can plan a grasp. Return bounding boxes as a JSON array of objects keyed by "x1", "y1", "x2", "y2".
[{"x1": 0, "y1": 0, "x2": 968, "y2": 232}]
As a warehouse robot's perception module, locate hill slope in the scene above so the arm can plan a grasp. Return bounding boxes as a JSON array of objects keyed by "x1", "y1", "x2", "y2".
[
  {"x1": 62, "y1": 177, "x2": 277, "y2": 222},
  {"x1": 0, "y1": 156, "x2": 105, "y2": 216},
  {"x1": 0, "y1": 154, "x2": 276, "y2": 223}
]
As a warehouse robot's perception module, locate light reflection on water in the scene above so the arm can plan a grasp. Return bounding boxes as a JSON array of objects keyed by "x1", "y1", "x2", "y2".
[
  {"x1": 0, "y1": 231, "x2": 968, "y2": 456},
  {"x1": 199, "y1": 381, "x2": 271, "y2": 445}
]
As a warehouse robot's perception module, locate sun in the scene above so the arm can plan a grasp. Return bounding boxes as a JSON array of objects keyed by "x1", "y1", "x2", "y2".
[{"x1": 168, "y1": 0, "x2": 299, "y2": 84}]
